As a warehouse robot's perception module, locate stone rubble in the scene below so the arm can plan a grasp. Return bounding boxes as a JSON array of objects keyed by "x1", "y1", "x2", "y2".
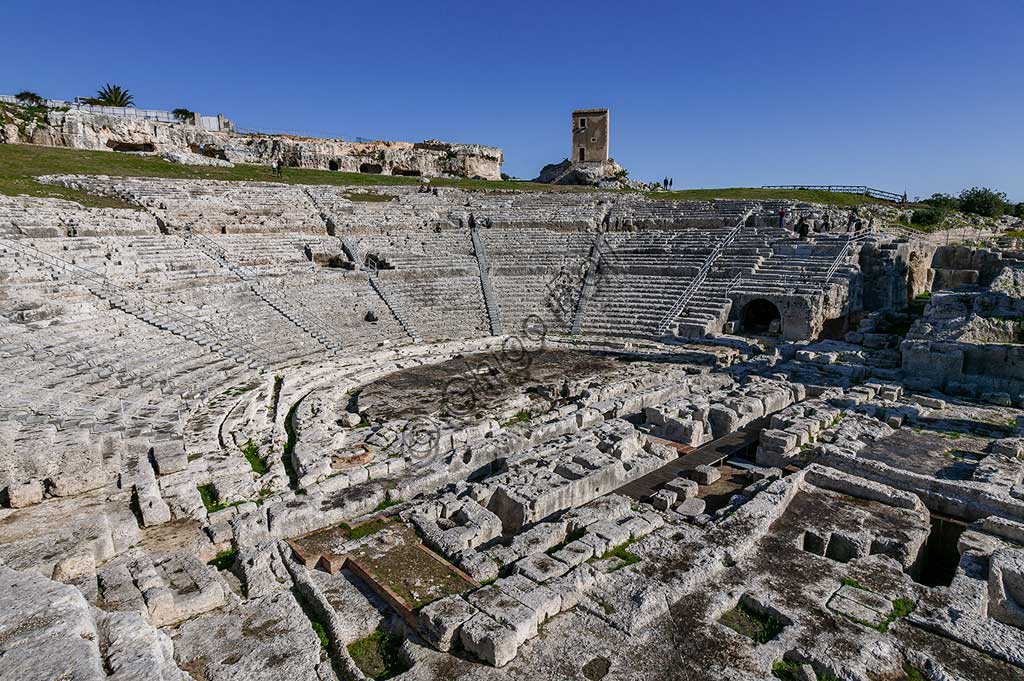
[{"x1": 0, "y1": 178, "x2": 1022, "y2": 680}]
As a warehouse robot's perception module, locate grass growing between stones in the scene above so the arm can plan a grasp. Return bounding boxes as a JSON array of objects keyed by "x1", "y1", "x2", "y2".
[
  {"x1": 347, "y1": 630, "x2": 409, "y2": 680},
  {"x1": 241, "y1": 438, "x2": 269, "y2": 475},
  {"x1": 341, "y1": 518, "x2": 390, "y2": 540},
  {"x1": 197, "y1": 484, "x2": 226, "y2": 513},
  {"x1": 207, "y1": 548, "x2": 238, "y2": 571},
  {"x1": 500, "y1": 409, "x2": 533, "y2": 428},
  {"x1": 771, "y1": 660, "x2": 839, "y2": 681},
  {"x1": 374, "y1": 498, "x2": 401, "y2": 512},
  {"x1": 547, "y1": 527, "x2": 586, "y2": 555},
  {"x1": 310, "y1": 620, "x2": 330, "y2": 649},
  {"x1": 771, "y1": 660, "x2": 801, "y2": 680},
  {"x1": 593, "y1": 540, "x2": 641, "y2": 572},
  {"x1": 719, "y1": 602, "x2": 785, "y2": 644}
]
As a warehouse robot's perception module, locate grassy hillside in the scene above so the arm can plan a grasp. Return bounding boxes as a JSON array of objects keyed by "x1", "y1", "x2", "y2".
[
  {"x1": 646, "y1": 187, "x2": 886, "y2": 207},
  {"x1": 1, "y1": 143, "x2": 892, "y2": 209}
]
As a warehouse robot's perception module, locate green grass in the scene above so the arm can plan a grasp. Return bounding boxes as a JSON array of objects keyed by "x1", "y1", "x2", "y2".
[
  {"x1": 241, "y1": 438, "x2": 269, "y2": 475},
  {"x1": 310, "y1": 620, "x2": 330, "y2": 650},
  {"x1": 771, "y1": 660, "x2": 801, "y2": 680},
  {"x1": 646, "y1": 186, "x2": 889, "y2": 207},
  {"x1": 500, "y1": 409, "x2": 533, "y2": 428},
  {"x1": 840, "y1": 577, "x2": 866, "y2": 590},
  {"x1": 835, "y1": 595, "x2": 916, "y2": 633},
  {"x1": 0, "y1": 143, "x2": 907, "y2": 210},
  {"x1": 593, "y1": 540, "x2": 641, "y2": 571},
  {"x1": 347, "y1": 630, "x2": 408, "y2": 680},
  {"x1": 0, "y1": 142, "x2": 574, "y2": 206},
  {"x1": 340, "y1": 518, "x2": 390, "y2": 540},
  {"x1": 373, "y1": 498, "x2": 401, "y2": 513},
  {"x1": 197, "y1": 484, "x2": 224, "y2": 513},
  {"x1": 207, "y1": 548, "x2": 238, "y2": 571}
]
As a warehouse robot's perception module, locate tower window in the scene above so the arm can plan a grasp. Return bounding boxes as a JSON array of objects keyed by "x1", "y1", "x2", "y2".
[{"x1": 579, "y1": 118, "x2": 587, "y2": 129}]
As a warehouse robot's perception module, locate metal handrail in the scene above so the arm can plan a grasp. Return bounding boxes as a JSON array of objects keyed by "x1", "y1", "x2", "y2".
[
  {"x1": 184, "y1": 231, "x2": 342, "y2": 353},
  {"x1": 655, "y1": 210, "x2": 752, "y2": 335},
  {"x1": 0, "y1": 237, "x2": 276, "y2": 365}
]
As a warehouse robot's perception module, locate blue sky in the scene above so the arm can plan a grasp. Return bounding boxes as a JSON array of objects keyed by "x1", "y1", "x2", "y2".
[{"x1": 4, "y1": 0, "x2": 1022, "y2": 200}]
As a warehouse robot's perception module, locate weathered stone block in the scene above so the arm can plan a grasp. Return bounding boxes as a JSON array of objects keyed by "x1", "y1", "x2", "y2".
[{"x1": 690, "y1": 465, "x2": 721, "y2": 485}]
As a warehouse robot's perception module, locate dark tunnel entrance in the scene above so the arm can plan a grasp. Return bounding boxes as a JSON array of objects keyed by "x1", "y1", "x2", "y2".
[{"x1": 743, "y1": 299, "x2": 782, "y2": 335}]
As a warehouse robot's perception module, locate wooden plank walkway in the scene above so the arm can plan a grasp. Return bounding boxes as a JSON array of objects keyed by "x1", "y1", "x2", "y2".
[{"x1": 617, "y1": 416, "x2": 770, "y2": 500}]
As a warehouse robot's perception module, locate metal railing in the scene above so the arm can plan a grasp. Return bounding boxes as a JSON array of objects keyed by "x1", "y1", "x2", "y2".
[
  {"x1": 761, "y1": 185, "x2": 906, "y2": 203},
  {"x1": 235, "y1": 125, "x2": 373, "y2": 143},
  {"x1": 0, "y1": 95, "x2": 231, "y2": 131},
  {"x1": 823, "y1": 232, "x2": 873, "y2": 284},
  {"x1": 183, "y1": 232, "x2": 342, "y2": 354},
  {"x1": 655, "y1": 210, "x2": 752, "y2": 335},
  {"x1": 0, "y1": 237, "x2": 276, "y2": 366}
]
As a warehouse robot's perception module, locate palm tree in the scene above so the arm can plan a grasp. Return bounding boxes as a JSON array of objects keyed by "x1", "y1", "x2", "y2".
[{"x1": 86, "y1": 84, "x2": 134, "y2": 107}]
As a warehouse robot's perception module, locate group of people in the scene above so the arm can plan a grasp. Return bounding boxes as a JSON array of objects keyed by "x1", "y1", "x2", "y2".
[
  {"x1": 780, "y1": 207, "x2": 870, "y2": 241},
  {"x1": 270, "y1": 159, "x2": 284, "y2": 177}
]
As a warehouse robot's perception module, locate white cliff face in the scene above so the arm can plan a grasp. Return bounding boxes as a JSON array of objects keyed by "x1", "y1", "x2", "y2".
[{"x1": 1, "y1": 107, "x2": 503, "y2": 179}]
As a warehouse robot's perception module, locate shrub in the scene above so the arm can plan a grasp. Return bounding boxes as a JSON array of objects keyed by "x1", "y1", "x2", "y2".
[
  {"x1": 921, "y1": 192, "x2": 960, "y2": 211},
  {"x1": 172, "y1": 108, "x2": 195, "y2": 123},
  {"x1": 958, "y1": 186, "x2": 1008, "y2": 218},
  {"x1": 15, "y1": 91, "x2": 44, "y2": 107},
  {"x1": 1013, "y1": 202, "x2": 1024, "y2": 219},
  {"x1": 910, "y1": 207, "x2": 944, "y2": 226}
]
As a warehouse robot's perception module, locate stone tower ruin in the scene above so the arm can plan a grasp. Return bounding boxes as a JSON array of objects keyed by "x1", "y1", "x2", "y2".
[{"x1": 571, "y1": 108, "x2": 609, "y2": 163}]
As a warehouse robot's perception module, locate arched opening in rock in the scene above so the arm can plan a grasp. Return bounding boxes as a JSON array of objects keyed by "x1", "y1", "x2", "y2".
[
  {"x1": 188, "y1": 143, "x2": 228, "y2": 160},
  {"x1": 392, "y1": 167, "x2": 421, "y2": 177},
  {"x1": 106, "y1": 141, "x2": 155, "y2": 153},
  {"x1": 359, "y1": 163, "x2": 383, "y2": 174},
  {"x1": 328, "y1": 160, "x2": 339, "y2": 171},
  {"x1": 743, "y1": 298, "x2": 782, "y2": 335}
]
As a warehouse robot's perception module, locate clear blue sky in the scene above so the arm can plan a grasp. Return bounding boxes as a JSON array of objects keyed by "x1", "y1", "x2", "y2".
[{"x1": 4, "y1": 0, "x2": 1022, "y2": 200}]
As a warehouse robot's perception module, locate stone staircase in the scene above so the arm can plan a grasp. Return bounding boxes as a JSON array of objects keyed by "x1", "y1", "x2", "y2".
[
  {"x1": 184, "y1": 232, "x2": 342, "y2": 355},
  {"x1": 571, "y1": 233, "x2": 605, "y2": 336},
  {"x1": 367, "y1": 272, "x2": 422, "y2": 343},
  {"x1": 471, "y1": 226, "x2": 503, "y2": 335}
]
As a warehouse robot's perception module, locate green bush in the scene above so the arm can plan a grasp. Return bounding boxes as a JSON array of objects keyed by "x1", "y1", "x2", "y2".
[
  {"x1": 958, "y1": 186, "x2": 1008, "y2": 218},
  {"x1": 910, "y1": 207, "x2": 945, "y2": 226},
  {"x1": 1013, "y1": 202, "x2": 1024, "y2": 219},
  {"x1": 15, "y1": 91, "x2": 44, "y2": 107},
  {"x1": 921, "y1": 192, "x2": 960, "y2": 211}
]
